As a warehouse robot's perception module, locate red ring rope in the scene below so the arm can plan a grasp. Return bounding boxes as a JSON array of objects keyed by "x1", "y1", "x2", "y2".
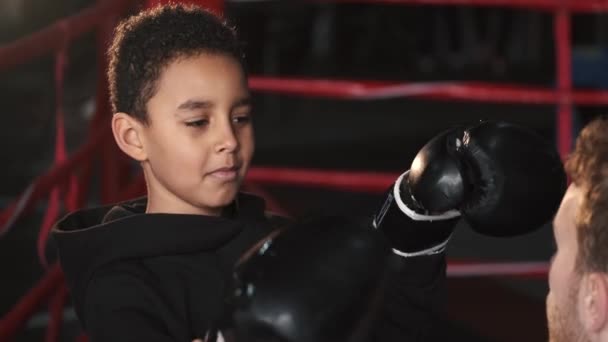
[
  {"x1": 0, "y1": 263, "x2": 63, "y2": 341},
  {"x1": 247, "y1": 167, "x2": 398, "y2": 193},
  {"x1": 447, "y1": 261, "x2": 549, "y2": 278},
  {"x1": 555, "y1": 8, "x2": 573, "y2": 160},
  {"x1": 249, "y1": 77, "x2": 608, "y2": 105},
  {"x1": 0, "y1": 125, "x2": 108, "y2": 235},
  {"x1": 45, "y1": 283, "x2": 69, "y2": 342},
  {"x1": 0, "y1": 0, "x2": 129, "y2": 72}
]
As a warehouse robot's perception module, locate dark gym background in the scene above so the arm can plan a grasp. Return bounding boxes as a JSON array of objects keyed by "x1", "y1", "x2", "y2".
[{"x1": 1, "y1": 1, "x2": 607, "y2": 341}]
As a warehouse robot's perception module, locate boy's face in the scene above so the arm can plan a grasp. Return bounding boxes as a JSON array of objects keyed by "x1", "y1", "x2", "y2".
[{"x1": 140, "y1": 53, "x2": 254, "y2": 215}]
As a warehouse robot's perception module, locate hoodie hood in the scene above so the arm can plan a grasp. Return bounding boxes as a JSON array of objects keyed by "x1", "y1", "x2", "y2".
[{"x1": 52, "y1": 193, "x2": 267, "y2": 321}]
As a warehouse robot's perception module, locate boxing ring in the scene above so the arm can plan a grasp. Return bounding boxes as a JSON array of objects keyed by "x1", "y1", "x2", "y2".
[{"x1": 0, "y1": 0, "x2": 606, "y2": 340}]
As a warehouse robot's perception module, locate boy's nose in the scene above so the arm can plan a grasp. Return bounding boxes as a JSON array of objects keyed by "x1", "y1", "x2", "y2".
[{"x1": 215, "y1": 123, "x2": 238, "y2": 153}]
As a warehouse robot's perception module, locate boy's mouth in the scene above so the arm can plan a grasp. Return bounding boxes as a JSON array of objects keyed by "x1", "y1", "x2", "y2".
[{"x1": 208, "y1": 165, "x2": 240, "y2": 181}]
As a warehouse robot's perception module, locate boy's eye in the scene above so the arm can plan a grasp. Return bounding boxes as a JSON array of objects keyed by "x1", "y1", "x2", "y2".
[
  {"x1": 233, "y1": 114, "x2": 251, "y2": 124},
  {"x1": 185, "y1": 119, "x2": 209, "y2": 127}
]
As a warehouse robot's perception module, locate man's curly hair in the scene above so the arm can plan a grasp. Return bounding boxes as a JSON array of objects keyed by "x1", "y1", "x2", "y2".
[
  {"x1": 107, "y1": 4, "x2": 244, "y2": 122},
  {"x1": 566, "y1": 116, "x2": 608, "y2": 274}
]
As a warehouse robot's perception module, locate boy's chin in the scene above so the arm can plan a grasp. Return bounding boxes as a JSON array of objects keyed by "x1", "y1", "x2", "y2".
[{"x1": 206, "y1": 188, "x2": 239, "y2": 208}]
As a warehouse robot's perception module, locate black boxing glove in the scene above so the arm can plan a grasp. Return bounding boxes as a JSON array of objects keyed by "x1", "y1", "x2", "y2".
[
  {"x1": 409, "y1": 121, "x2": 566, "y2": 236},
  {"x1": 225, "y1": 216, "x2": 393, "y2": 342},
  {"x1": 374, "y1": 121, "x2": 567, "y2": 256}
]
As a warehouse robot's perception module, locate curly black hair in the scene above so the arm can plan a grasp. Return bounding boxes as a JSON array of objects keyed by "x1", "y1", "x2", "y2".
[{"x1": 107, "y1": 4, "x2": 245, "y2": 122}]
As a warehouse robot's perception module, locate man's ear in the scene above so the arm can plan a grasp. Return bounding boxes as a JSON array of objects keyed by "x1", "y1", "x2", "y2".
[
  {"x1": 111, "y1": 113, "x2": 147, "y2": 162},
  {"x1": 580, "y1": 272, "x2": 608, "y2": 333}
]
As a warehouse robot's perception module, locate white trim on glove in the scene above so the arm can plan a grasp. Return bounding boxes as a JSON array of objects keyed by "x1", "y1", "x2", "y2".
[
  {"x1": 378, "y1": 170, "x2": 461, "y2": 258},
  {"x1": 393, "y1": 170, "x2": 461, "y2": 222},
  {"x1": 391, "y1": 236, "x2": 451, "y2": 258}
]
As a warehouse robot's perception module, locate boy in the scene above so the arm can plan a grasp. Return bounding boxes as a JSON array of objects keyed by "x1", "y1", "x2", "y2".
[
  {"x1": 53, "y1": 4, "x2": 566, "y2": 342},
  {"x1": 54, "y1": 6, "x2": 269, "y2": 341}
]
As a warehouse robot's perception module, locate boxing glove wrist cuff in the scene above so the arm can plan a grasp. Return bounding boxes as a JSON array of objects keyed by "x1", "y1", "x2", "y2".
[
  {"x1": 391, "y1": 236, "x2": 450, "y2": 258},
  {"x1": 393, "y1": 170, "x2": 461, "y2": 222},
  {"x1": 372, "y1": 170, "x2": 461, "y2": 258}
]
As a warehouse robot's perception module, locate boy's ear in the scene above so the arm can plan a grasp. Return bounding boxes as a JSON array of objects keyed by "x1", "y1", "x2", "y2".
[{"x1": 111, "y1": 113, "x2": 147, "y2": 162}]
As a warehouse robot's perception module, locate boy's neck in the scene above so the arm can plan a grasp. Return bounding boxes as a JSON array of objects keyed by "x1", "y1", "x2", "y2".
[
  {"x1": 145, "y1": 198, "x2": 222, "y2": 216},
  {"x1": 144, "y1": 177, "x2": 223, "y2": 217}
]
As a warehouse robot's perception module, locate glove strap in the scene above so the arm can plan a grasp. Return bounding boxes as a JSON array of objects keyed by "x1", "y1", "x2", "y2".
[
  {"x1": 392, "y1": 170, "x2": 461, "y2": 222},
  {"x1": 373, "y1": 170, "x2": 461, "y2": 258}
]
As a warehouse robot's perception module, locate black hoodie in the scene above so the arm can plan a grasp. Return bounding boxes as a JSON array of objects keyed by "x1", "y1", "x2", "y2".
[
  {"x1": 53, "y1": 193, "x2": 446, "y2": 342},
  {"x1": 53, "y1": 193, "x2": 284, "y2": 341}
]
